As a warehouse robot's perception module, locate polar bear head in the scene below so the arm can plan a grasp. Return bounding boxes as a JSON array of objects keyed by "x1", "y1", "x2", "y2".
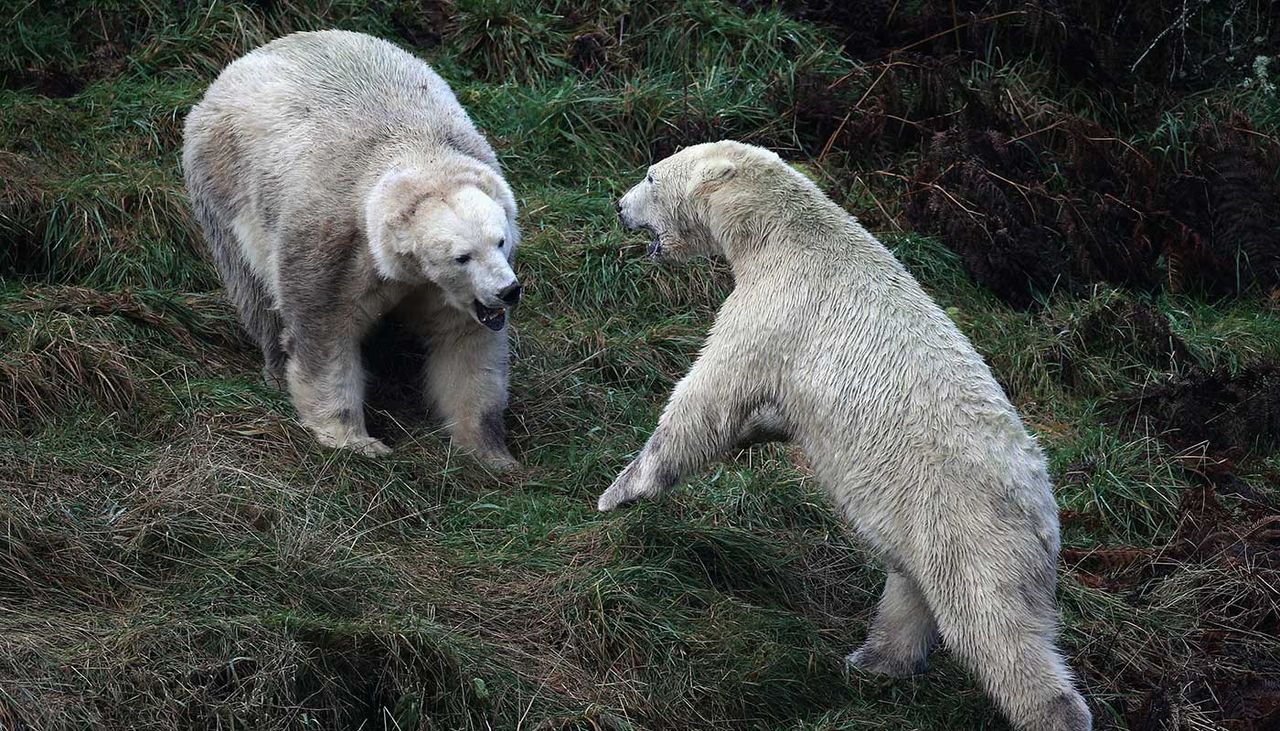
[
  {"x1": 616, "y1": 140, "x2": 787, "y2": 262},
  {"x1": 366, "y1": 164, "x2": 521, "y2": 331}
]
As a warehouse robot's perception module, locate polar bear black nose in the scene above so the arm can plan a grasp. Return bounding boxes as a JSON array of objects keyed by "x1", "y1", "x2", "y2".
[{"x1": 498, "y1": 282, "x2": 522, "y2": 306}]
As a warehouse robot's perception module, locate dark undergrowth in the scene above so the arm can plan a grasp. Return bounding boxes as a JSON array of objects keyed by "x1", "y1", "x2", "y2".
[{"x1": 1, "y1": 1, "x2": 1278, "y2": 729}]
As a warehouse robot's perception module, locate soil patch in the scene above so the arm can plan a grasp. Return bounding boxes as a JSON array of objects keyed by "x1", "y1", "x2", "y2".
[
  {"x1": 1123, "y1": 362, "x2": 1280, "y2": 457},
  {"x1": 1051, "y1": 296, "x2": 1193, "y2": 387},
  {"x1": 0, "y1": 67, "x2": 86, "y2": 97},
  {"x1": 568, "y1": 30, "x2": 615, "y2": 75},
  {"x1": 1065, "y1": 484, "x2": 1280, "y2": 730},
  {"x1": 388, "y1": 0, "x2": 455, "y2": 49}
]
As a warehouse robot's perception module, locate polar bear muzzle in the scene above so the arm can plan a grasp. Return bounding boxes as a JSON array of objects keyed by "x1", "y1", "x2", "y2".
[
  {"x1": 643, "y1": 227, "x2": 663, "y2": 260},
  {"x1": 472, "y1": 281, "x2": 521, "y2": 331},
  {"x1": 615, "y1": 201, "x2": 663, "y2": 259},
  {"x1": 473, "y1": 300, "x2": 507, "y2": 331}
]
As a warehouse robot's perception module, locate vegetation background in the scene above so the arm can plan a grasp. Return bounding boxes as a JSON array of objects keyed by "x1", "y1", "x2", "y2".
[{"x1": 2, "y1": 1, "x2": 1278, "y2": 729}]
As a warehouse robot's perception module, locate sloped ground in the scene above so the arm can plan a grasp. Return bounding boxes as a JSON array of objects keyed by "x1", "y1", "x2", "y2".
[{"x1": 1, "y1": 1, "x2": 1278, "y2": 729}]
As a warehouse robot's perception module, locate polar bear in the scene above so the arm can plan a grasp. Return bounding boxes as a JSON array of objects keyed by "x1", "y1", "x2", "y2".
[
  {"x1": 183, "y1": 30, "x2": 520, "y2": 466},
  {"x1": 597, "y1": 141, "x2": 1092, "y2": 731}
]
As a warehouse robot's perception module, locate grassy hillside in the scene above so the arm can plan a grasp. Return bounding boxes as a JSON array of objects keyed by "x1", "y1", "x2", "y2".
[{"x1": 2, "y1": 1, "x2": 1278, "y2": 729}]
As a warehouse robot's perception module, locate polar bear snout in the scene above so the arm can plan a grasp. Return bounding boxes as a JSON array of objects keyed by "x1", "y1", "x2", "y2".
[
  {"x1": 616, "y1": 182, "x2": 652, "y2": 230},
  {"x1": 469, "y1": 279, "x2": 521, "y2": 332},
  {"x1": 616, "y1": 198, "x2": 640, "y2": 230},
  {"x1": 473, "y1": 273, "x2": 520, "y2": 310},
  {"x1": 498, "y1": 282, "x2": 522, "y2": 307},
  {"x1": 617, "y1": 195, "x2": 665, "y2": 260}
]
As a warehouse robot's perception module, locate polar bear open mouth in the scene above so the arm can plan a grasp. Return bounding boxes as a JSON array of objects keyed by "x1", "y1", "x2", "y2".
[
  {"x1": 472, "y1": 300, "x2": 507, "y2": 331},
  {"x1": 644, "y1": 227, "x2": 663, "y2": 259}
]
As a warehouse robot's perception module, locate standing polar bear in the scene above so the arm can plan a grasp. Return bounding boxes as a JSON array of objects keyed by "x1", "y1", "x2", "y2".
[
  {"x1": 598, "y1": 141, "x2": 1091, "y2": 731},
  {"x1": 184, "y1": 30, "x2": 521, "y2": 466}
]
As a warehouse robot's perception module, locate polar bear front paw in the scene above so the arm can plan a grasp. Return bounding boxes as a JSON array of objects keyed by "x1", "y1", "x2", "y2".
[
  {"x1": 315, "y1": 428, "x2": 391, "y2": 456},
  {"x1": 845, "y1": 644, "x2": 930, "y2": 678},
  {"x1": 262, "y1": 364, "x2": 287, "y2": 391},
  {"x1": 350, "y1": 436, "x2": 392, "y2": 456},
  {"x1": 475, "y1": 447, "x2": 521, "y2": 473},
  {"x1": 597, "y1": 461, "x2": 657, "y2": 512}
]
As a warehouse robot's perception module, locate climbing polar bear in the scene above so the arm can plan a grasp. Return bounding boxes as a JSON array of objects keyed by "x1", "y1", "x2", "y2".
[
  {"x1": 597, "y1": 141, "x2": 1092, "y2": 731},
  {"x1": 183, "y1": 30, "x2": 521, "y2": 466}
]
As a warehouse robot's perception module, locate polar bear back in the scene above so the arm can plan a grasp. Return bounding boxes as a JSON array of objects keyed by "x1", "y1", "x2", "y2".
[
  {"x1": 183, "y1": 30, "x2": 499, "y2": 285},
  {"x1": 711, "y1": 195, "x2": 1054, "y2": 540},
  {"x1": 199, "y1": 30, "x2": 490, "y2": 161}
]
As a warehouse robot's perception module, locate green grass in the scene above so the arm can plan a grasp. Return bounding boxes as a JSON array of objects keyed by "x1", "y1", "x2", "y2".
[{"x1": 2, "y1": 1, "x2": 1279, "y2": 730}]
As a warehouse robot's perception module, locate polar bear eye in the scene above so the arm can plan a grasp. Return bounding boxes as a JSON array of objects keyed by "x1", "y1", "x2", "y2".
[
  {"x1": 455, "y1": 254, "x2": 471, "y2": 264},
  {"x1": 646, "y1": 172, "x2": 655, "y2": 184},
  {"x1": 495, "y1": 238, "x2": 505, "y2": 249}
]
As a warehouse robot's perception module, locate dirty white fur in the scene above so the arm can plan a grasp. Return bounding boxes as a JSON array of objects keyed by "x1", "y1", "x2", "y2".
[
  {"x1": 183, "y1": 30, "x2": 520, "y2": 465},
  {"x1": 598, "y1": 141, "x2": 1092, "y2": 731}
]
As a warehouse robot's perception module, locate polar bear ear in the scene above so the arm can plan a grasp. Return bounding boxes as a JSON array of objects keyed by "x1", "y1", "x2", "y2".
[
  {"x1": 688, "y1": 157, "x2": 737, "y2": 195},
  {"x1": 480, "y1": 168, "x2": 519, "y2": 226},
  {"x1": 370, "y1": 168, "x2": 436, "y2": 231}
]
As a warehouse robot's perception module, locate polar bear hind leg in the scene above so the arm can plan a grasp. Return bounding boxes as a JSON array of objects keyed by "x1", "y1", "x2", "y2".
[
  {"x1": 922, "y1": 559, "x2": 1092, "y2": 731},
  {"x1": 846, "y1": 570, "x2": 939, "y2": 677}
]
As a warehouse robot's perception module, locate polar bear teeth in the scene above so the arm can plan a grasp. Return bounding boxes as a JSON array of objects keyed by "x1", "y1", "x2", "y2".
[
  {"x1": 646, "y1": 236, "x2": 662, "y2": 258},
  {"x1": 473, "y1": 300, "x2": 507, "y2": 331}
]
